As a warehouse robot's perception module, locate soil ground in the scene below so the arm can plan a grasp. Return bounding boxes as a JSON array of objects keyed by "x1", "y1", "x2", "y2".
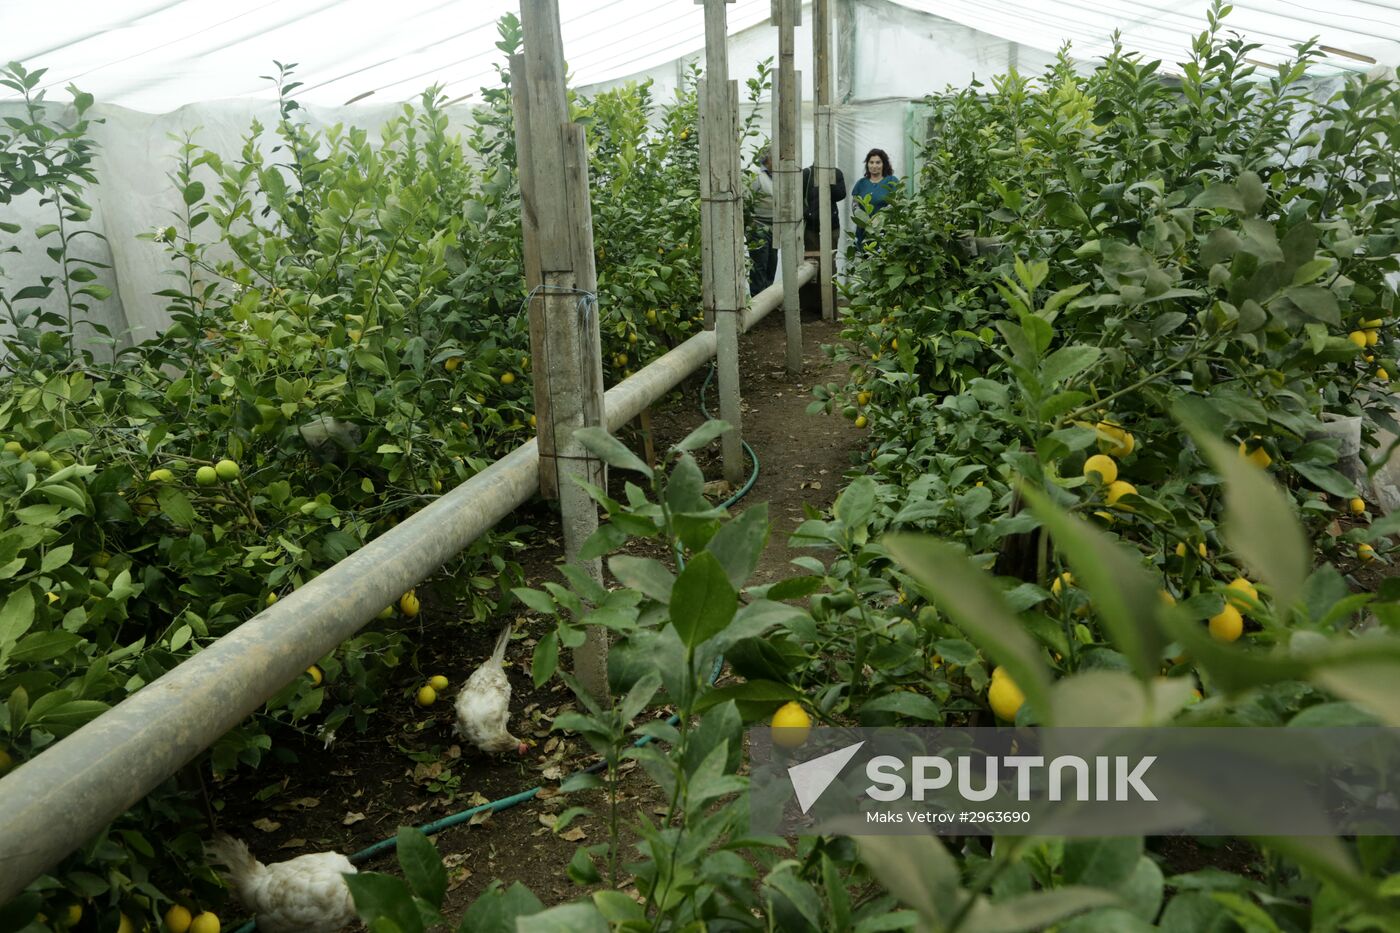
[{"x1": 213, "y1": 311, "x2": 863, "y2": 922}]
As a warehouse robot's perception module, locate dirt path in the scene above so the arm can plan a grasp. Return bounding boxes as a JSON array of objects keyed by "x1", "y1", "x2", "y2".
[{"x1": 213, "y1": 311, "x2": 863, "y2": 922}]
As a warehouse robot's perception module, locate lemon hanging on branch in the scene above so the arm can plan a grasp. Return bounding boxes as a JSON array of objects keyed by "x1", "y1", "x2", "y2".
[
  {"x1": 988, "y1": 667, "x2": 1025, "y2": 722},
  {"x1": 1082, "y1": 454, "x2": 1117, "y2": 485},
  {"x1": 771, "y1": 701, "x2": 811, "y2": 748},
  {"x1": 400, "y1": 590, "x2": 421, "y2": 617}
]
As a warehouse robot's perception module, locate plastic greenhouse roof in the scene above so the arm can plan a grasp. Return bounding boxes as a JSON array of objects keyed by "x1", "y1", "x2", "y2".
[
  {"x1": 894, "y1": 0, "x2": 1400, "y2": 76},
  {"x1": 3, "y1": 0, "x2": 1398, "y2": 114}
]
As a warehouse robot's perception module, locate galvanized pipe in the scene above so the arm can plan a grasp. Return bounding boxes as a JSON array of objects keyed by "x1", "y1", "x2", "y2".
[{"x1": 0, "y1": 264, "x2": 814, "y2": 904}]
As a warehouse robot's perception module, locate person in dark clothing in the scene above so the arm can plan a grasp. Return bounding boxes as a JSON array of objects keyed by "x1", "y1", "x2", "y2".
[
  {"x1": 748, "y1": 149, "x2": 778, "y2": 296},
  {"x1": 801, "y1": 163, "x2": 847, "y2": 253}
]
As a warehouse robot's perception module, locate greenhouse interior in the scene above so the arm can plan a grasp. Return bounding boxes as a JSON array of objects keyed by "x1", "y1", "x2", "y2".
[{"x1": 4, "y1": 0, "x2": 1400, "y2": 930}]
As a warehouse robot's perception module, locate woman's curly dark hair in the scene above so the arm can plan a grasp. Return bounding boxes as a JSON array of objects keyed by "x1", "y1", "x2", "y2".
[{"x1": 862, "y1": 147, "x2": 894, "y2": 179}]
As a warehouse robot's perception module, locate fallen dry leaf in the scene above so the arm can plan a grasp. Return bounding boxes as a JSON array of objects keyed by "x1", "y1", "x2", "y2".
[
  {"x1": 292, "y1": 797, "x2": 320, "y2": 809},
  {"x1": 560, "y1": 826, "x2": 586, "y2": 842},
  {"x1": 279, "y1": 838, "x2": 307, "y2": 850},
  {"x1": 468, "y1": 810, "x2": 493, "y2": 827},
  {"x1": 343, "y1": 812, "x2": 366, "y2": 826},
  {"x1": 252, "y1": 818, "x2": 281, "y2": 833},
  {"x1": 446, "y1": 745, "x2": 462, "y2": 760}
]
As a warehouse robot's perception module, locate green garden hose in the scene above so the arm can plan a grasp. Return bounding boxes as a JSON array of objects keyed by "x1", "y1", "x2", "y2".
[{"x1": 229, "y1": 363, "x2": 755, "y2": 931}]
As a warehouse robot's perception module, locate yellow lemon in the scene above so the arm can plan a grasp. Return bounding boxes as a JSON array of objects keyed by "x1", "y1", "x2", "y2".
[
  {"x1": 771, "y1": 701, "x2": 811, "y2": 748},
  {"x1": 1349, "y1": 330, "x2": 1368, "y2": 348},
  {"x1": 64, "y1": 904, "x2": 82, "y2": 927},
  {"x1": 444, "y1": 357, "x2": 462, "y2": 372},
  {"x1": 1208, "y1": 604, "x2": 1243, "y2": 642},
  {"x1": 988, "y1": 667, "x2": 1025, "y2": 722},
  {"x1": 1366, "y1": 354, "x2": 1375, "y2": 363},
  {"x1": 1051, "y1": 572, "x2": 1073, "y2": 597},
  {"x1": 1359, "y1": 543, "x2": 1377, "y2": 562},
  {"x1": 306, "y1": 665, "x2": 323, "y2": 686},
  {"x1": 416, "y1": 685, "x2": 437, "y2": 707},
  {"x1": 628, "y1": 332, "x2": 638, "y2": 345},
  {"x1": 1378, "y1": 368, "x2": 1390, "y2": 383},
  {"x1": 190, "y1": 912, "x2": 220, "y2": 933},
  {"x1": 429, "y1": 674, "x2": 449, "y2": 691},
  {"x1": 1366, "y1": 329, "x2": 1380, "y2": 347},
  {"x1": 148, "y1": 468, "x2": 175, "y2": 483},
  {"x1": 1105, "y1": 480, "x2": 1137, "y2": 509},
  {"x1": 119, "y1": 914, "x2": 135, "y2": 933},
  {"x1": 1363, "y1": 318, "x2": 1384, "y2": 329},
  {"x1": 1083, "y1": 454, "x2": 1118, "y2": 485},
  {"x1": 348, "y1": 329, "x2": 362, "y2": 343},
  {"x1": 890, "y1": 338, "x2": 899, "y2": 350},
  {"x1": 646, "y1": 308, "x2": 657, "y2": 322},
  {"x1": 1159, "y1": 590, "x2": 1176, "y2": 605},
  {"x1": 1238, "y1": 440, "x2": 1272, "y2": 469},
  {"x1": 528, "y1": 414, "x2": 537, "y2": 427},
  {"x1": 500, "y1": 372, "x2": 516, "y2": 385},
  {"x1": 1349, "y1": 497, "x2": 1366, "y2": 514},
  {"x1": 857, "y1": 391, "x2": 872, "y2": 405},
  {"x1": 265, "y1": 591, "x2": 279, "y2": 607},
  {"x1": 400, "y1": 590, "x2": 421, "y2": 617},
  {"x1": 1095, "y1": 421, "x2": 1135, "y2": 457},
  {"x1": 1175, "y1": 540, "x2": 1208, "y2": 559},
  {"x1": 854, "y1": 415, "x2": 868, "y2": 429},
  {"x1": 165, "y1": 906, "x2": 192, "y2": 933},
  {"x1": 1225, "y1": 577, "x2": 1258, "y2": 612}
]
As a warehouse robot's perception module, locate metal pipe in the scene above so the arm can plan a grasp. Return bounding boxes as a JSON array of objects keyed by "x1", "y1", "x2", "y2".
[{"x1": 0, "y1": 265, "x2": 814, "y2": 904}]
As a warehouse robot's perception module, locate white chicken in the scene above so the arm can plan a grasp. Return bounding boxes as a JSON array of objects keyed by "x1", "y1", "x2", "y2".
[
  {"x1": 206, "y1": 835, "x2": 357, "y2": 933},
  {"x1": 455, "y1": 623, "x2": 528, "y2": 755}
]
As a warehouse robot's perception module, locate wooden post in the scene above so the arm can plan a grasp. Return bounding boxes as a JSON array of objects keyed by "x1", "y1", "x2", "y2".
[
  {"x1": 697, "y1": 0, "x2": 747, "y2": 487},
  {"x1": 814, "y1": 0, "x2": 836, "y2": 321},
  {"x1": 774, "y1": 0, "x2": 802, "y2": 373},
  {"x1": 513, "y1": 0, "x2": 608, "y2": 699}
]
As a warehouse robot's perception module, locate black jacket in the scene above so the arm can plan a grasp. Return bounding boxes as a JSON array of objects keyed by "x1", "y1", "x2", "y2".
[{"x1": 802, "y1": 166, "x2": 846, "y2": 232}]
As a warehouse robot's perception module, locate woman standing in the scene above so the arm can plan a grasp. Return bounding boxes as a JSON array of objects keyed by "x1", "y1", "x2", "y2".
[
  {"x1": 748, "y1": 149, "x2": 778, "y2": 295},
  {"x1": 851, "y1": 148, "x2": 899, "y2": 252}
]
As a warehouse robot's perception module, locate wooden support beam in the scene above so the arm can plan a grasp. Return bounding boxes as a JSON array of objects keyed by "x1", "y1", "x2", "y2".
[
  {"x1": 813, "y1": 0, "x2": 836, "y2": 321},
  {"x1": 697, "y1": 0, "x2": 746, "y2": 486},
  {"x1": 514, "y1": 0, "x2": 608, "y2": 699},
  {"x1": 774, "y1": 0, "x2": 802, "y2": 373}
]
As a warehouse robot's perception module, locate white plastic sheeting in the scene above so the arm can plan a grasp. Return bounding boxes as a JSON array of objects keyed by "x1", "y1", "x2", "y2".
[{"x1": 2, "y1": 0, "x2": 1395, "y2": 348}]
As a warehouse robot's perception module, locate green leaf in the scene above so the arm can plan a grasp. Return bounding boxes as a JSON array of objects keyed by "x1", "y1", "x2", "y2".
[
  {"x1": 156, "y1": 486, "x2": 197, "y2": 528},
  {"x1": 884, "y1": 534, "x2": 1052, "y2": 718},
  {"x1": 513, "y1": 587, "x2": 556, "y2": 616},
  {"x1": 532, "y1": 631, "x2": 559, "y2": 687},
  {"x1": 693, "y1": 679, "x2": 801, "y2": 714},
  {"x1": 1189, "y1": 185, "x2": 1246, "y2": 212},
  {"x1": 395, "y1": 826, "x2": 447, "y2": 908},
  {"x1": 40, "y1": 544, "x2": 73, "y2": 573},
  {"x1": 962, "y1": 888, "x2": 1123, "y2": 933},
  {"x1": 515, "y1": 903, "x2": 608, "y2": 933},
  {"x1": 459, "y1": 881, "x2": 545, "y2": 933},
  {"x1": 673, "y1": 419, "x2": 732, "y2": 453},
  {"x1": 851, "y1": 833, "x2": 962, "y2": 925},
  {"x1": 573, "y1": 427, "x2": 652, "y2": 477},
  {"x1": 0, "y1": 586, "x2": 36, "y2": 655},
  {"x1": 1176, "y1": 408, "x2": 1309, "y2": 613},
  {"x1": 1018, "y1": 486, "x2": 1164, "y2": 681},
  {"x1": 1310, "y1": 654, "x2": 1400, "y2": 727},
  {"x1": 668, "y1": 551, "x2": 737, "y2": 649},
  {"x1": 1290, "y1": 461, "x2": 1358, "y2": 498},
  {"x1": 608, "y1": 556, "x2": 674, "y2": 602},
  {"x1": 706, "y1": 502, "x2": 770, "y2": 588},
  {"x1": 1282, "y1": 285, "x2": 1340, "y2": 326},
  {"x1": 344, "y1": 872, "x2": 424, "y2": 933},
  {"x1": 858, "y1": 691, "x2": 941, "y2": 721},
  {"x1": 1041, "y1": 346, "x2": 1101, "y2": 386},
  {"x1": 1062, "y1": 837, "x2": 1143, "y2": 888},
  {"x1": 835, "y1": 476, "x2": 877, "y2": 528},
  {"x1": 710, "y1": 599, "x2": 807, "y2": 652}
]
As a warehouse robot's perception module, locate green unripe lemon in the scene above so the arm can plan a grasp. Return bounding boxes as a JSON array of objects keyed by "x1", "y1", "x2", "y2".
[
  {"x1": 195, "y1": 466, "x2": 218, "y2": 486},
  {"x1": 214, "y1": 459, "x2": 240, "y2": 481}
]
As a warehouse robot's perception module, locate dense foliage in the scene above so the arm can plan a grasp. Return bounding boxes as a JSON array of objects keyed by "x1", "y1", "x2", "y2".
[{"x1": 0, "y1": 13, "x2": 737, "y2": 923}]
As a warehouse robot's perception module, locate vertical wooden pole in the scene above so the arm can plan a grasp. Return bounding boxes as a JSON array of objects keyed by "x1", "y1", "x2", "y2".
[
  {"x1": 774, "y1": 0, "x2": 802, "y2": 373},
  {"x1": 514, "y1": 0, "x2": 608, "y2": 699},
  {"x1": 698, "y1": 0, "x2": 746, "y2": 486},
  {"x1": 814, "y1": 0, "x2": 835, "y2": 321}
]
